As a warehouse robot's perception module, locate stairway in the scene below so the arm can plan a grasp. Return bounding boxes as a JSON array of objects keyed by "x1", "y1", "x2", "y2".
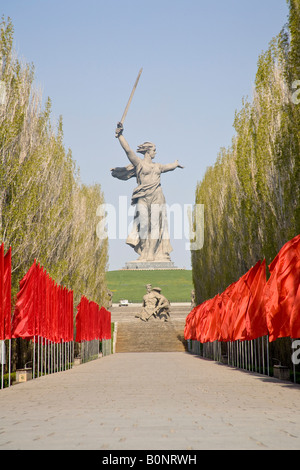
[{"x1": 112, "y1": 303, "x2": 190, "y2": 353}]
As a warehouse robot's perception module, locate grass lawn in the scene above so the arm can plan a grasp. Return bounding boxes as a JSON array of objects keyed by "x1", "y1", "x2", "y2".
[{"x1": 106, "y1": 270, "x2": 193, "y2": 303}]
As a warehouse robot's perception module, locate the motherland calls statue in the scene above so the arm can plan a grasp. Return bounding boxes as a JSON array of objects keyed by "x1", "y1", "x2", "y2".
[
  {"x1": 135, "y1": 284, "x2": 170, "y2": 322},
  {"x1": 112, "y1": 122, "x2": 184, "y2": 263}
]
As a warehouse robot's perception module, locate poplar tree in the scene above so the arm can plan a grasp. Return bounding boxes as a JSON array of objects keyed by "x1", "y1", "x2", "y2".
[
  {"x1": 192, "y1": 2, "x2": 300, "y2": 304},
  {"x1": 0, "y1": 17, "x2": 109, "y2": 309}
]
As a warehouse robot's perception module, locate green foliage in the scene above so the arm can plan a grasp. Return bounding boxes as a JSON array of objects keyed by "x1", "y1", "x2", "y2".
[
  {"x1": 106, "y1": 270, "x2": 193, "y2": 303},
  {"x1": 0, "y1": 17, "x2": 108, "y2": 310},
  {"x1": 192, "y1": 4, "x2": 300, "y2": 304},
  {"x1": 1, "y1": 372, "x2": 16, "y2": 388}
]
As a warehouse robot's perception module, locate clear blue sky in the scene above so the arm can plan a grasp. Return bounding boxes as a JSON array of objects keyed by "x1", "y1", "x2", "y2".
[{"x1": 1, "y1": 0, "x2": 289, "y2": 270}]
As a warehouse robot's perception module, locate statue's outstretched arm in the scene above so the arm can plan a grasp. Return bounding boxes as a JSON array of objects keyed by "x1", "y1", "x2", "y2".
[
  {"x1": 115, "y1": 122, "x2": 139, "y2": 166},
  {"x1": 160, "y1": 160, "x2": 184, "y2": 173}
]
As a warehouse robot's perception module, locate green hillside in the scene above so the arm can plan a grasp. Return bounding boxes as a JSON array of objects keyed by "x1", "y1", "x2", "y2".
[{"x1": 106, "y1": 270, "x2": 193, "y2": 303}]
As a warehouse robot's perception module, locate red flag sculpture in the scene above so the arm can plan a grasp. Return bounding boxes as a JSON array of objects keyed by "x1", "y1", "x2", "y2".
[
  {"x1": 290, "y1": 282, "x2": 300, "y2": 338},
  {"x1": 12, "y1": 261, "x2": 37, "y2": 339},
  {"x1": 12, "y1": 261, "x2": 74, "y2": 343},
  {"x1": 184, "y1": 261, "x2": 268, "y2": 343},
  {"x1": 245, "y1": 260, "x2": 268, "y2": 340},
  {"x1": 264, "y1": 235, "x2": 300, "y2": 342},
  {"x1": 0, "y1": 244, "x2": 4, "y2": 340}
]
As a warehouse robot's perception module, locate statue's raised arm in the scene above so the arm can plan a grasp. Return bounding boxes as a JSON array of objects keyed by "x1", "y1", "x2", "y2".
[{"x1": 115, "y1": 122, "x2": 140, "y2": 167}]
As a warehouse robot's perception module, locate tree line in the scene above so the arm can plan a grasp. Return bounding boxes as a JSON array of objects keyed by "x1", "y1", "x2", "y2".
[
  {"x1": 0, "y1": 16, "x2": 108, "y2": 310},
  {"x1": 192, "y1": 0, "x2": 300, "y2": 304}
]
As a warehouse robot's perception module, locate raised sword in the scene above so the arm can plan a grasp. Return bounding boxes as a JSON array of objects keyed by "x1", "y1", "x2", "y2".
[{"x1": 115, "y1": 67, "x2": 143, "y2": 136}]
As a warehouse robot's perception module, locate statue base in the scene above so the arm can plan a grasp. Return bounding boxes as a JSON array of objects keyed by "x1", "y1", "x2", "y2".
[{"x1": 123, "y1": 260, "x2": 178, "y2": 270}]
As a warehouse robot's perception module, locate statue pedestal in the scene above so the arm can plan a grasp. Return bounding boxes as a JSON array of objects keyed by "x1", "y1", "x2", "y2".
[{"x1": 123, "y1": 260, "x2": 178, "y2": 270}]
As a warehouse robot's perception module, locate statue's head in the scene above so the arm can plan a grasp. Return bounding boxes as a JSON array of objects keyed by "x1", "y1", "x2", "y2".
[
  {"x1": 145, "y1": 284, "x2": 152, "y2": 292},
  {"x1": 152, "y1": 287, "x2": 161, "y2": 293},
  {"x1": 137, "y1": 142, "x2": 156, "y2": 159}
]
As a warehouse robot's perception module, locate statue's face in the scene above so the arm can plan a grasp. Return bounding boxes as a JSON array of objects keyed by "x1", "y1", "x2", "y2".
[{"x1": 148, "y1": 147, "x2": 157, "y2": 159}]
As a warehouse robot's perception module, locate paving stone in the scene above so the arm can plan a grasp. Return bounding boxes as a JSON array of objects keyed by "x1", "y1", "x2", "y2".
[{"x1": 0, "y1": 352, "x2": 300, "y2": 450}]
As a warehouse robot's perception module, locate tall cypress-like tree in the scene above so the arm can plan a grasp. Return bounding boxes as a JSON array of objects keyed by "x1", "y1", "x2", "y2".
[
  {"x1": 287, "y1": 0, "x2": 300, "y2": 233},
  {"x1": 0, "y1": 17, "x2": 109, "y2": 308},
  {"x1": 192, "y1": 2, "x2": 299, "y2": 304}
]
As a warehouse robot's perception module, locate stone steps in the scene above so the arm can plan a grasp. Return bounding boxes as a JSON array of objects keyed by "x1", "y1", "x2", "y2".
[
  {"x1": 115, "y1": 319, "x2": 187, "y2": 353},
  {"x1": 112, "y1": 303, "x2": 191, "y2": 353}
]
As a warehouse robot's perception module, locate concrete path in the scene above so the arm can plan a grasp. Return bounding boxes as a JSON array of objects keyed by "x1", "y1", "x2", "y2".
[{"x1": 0, "y1": 352, "x2": 300, "y2": 450}]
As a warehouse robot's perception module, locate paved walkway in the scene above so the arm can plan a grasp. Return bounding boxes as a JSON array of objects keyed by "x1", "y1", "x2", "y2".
[{"x1": 0, "y1": 352, "x2": 300, "y2": 450}]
